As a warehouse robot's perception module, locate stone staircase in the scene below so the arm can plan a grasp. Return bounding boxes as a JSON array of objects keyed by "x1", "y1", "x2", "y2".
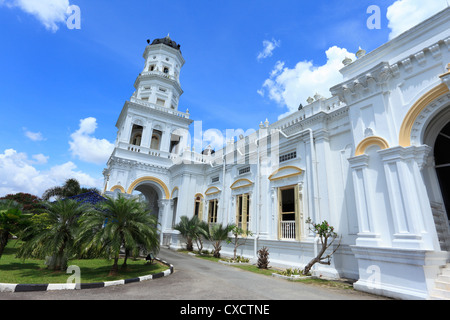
[{"x1": 429, "y1": 264, "x2": 450, "y2": 300}]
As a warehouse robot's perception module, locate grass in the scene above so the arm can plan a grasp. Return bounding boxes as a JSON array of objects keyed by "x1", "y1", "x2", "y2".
[
  {"x1": 183, "y1": 249, "x2": 354, "y2": 290},
  {"x1": 0, "y1": 240, "x2": 168, "y2": 284}
]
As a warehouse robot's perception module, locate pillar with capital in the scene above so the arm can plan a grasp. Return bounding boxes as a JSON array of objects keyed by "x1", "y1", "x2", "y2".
[{"x1": 157, "y1": 198, "x2": 173, "y2": 245}]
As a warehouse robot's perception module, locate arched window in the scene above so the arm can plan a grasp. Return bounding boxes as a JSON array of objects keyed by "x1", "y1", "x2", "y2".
[
  {"x1": 236, "y1": 194, "x2": 250, "y2": 231},
  {"x1": 208, "y1": 199, "x2": 218, "y2": 224},
  {"x1": 132, "y1": 133, "x2": 142, "y2": 146},
  {"x1": 194, "y1": 196, "x2": 203, "y2": 220},
  {"x1": 151, "y1": 129, "x2": 162, "y2": 150},
  {"x1": 129, "y1": 124, "x2": 143, "y2": 146}
]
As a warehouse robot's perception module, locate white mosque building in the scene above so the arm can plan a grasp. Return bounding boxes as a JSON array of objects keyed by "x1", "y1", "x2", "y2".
[{"x1": 103, "y1": 8, "x2": 450, "y2": 300}]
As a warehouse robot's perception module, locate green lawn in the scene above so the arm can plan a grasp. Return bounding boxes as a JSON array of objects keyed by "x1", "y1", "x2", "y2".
[
  {"x1": 0, "y1": 240, "x2": 168, "y2": 284},
  {"x1": 189, "y1": 250, "x2": 354, "y2": 290}
]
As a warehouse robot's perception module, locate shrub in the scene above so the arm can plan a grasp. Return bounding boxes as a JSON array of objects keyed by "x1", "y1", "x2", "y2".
[{"x1": 257, "y1": 246, "x2": 270, "y2": 269}]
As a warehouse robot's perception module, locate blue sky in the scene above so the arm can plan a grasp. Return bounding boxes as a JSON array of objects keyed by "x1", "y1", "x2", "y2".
[{"x1": 0, "y1": 0, "x2": 447, "y2": 197}]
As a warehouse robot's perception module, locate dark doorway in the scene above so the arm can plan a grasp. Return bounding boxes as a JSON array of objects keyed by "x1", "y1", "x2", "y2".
[{"x1": 434, "y1": 121, "x2": 450, "y2": 220}]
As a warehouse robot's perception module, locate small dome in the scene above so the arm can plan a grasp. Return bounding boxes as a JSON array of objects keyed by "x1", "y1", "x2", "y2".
[{"x1": 148, "y1": 34, "x2": 181, "y2": 51}]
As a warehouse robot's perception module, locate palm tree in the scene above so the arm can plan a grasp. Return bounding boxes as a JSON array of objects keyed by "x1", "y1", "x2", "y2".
[
  {"x1": 77, "y1": 195, "x2": 159, "y2": 276},
  {"x1": 17, "y1": 199, "x2": 87, "y2": 270},
  {"x1": 194, "y1": 220, "x2": 210, "y2": 254},
  {"x1": 174, "y1": 215, "x2": 201, "y2": 252},
  {"x1": 42, "y1": 178, "x2": 100, "y2": 201},
  {"x1": 208, "y1": 223, "x2": 233, "y2": 258}
]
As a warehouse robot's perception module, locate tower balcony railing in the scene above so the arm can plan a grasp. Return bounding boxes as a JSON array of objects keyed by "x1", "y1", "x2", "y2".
[
  {"x1": 118, "y1": 142, "x2": 180, "y2": 161},
  {"x1": 130, "y1": 97, "x2": 190, "y2": 119},
  {"x1": 140, "y1": 70, "x2": 177, "y2": 81}
]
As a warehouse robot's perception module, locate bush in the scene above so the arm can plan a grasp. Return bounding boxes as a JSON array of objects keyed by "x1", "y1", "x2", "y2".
[{"x1": 257, "y1": 246, "x2": 270, "y2": 269}]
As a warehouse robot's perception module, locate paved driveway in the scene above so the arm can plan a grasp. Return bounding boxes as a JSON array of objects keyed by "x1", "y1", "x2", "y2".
[{"x1": 0, "y1": 248, "x2": 387, "y2": 301}]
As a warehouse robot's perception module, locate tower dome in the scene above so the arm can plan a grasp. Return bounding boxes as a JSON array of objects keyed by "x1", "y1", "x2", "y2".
[{"x1": 147, "y1": 34, "x2": 181, "y2": 51}]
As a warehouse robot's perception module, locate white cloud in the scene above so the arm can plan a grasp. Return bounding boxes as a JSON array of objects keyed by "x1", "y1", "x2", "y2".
[
  {"x1": 0, "y1": 149, "x2": 101, "y2": 197},
  {"x1": 259, "y1": 46, "x2": 355, "y2": 119},
  {"x1": 257, "y1": 39, "x2": 281, "y2": 61},
  {"x1": 1, "y1": 0, "x2": 70, "y2": 32},
  {"x1": 31, "y1": 153, "x2": 49, "y2": 165},
  {"x1": 23, "y1": 128, "x2": 45, "y2": 141},
  {"x1": 69, "y1": 117, "x2": 114, "y2": 165},
  {"x1": 386, "y1": 0, "x2": 447, "y2": 40}
]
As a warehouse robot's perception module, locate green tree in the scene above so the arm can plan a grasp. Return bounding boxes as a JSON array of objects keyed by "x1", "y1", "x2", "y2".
[
  {"x1": 77, "y1": 195, "x2": 159, "y2": 276},
  {"x1": 207, "y1": 223, "x2": 233, "y2": 258},
  {"x1": 228, "y1": 225, "x2": 253, "y2": 261},
  {"x1": 303, "y1": 218, "x2": 341, "y2": 275},
  {"x1": 0, "y1": 193, "x2": 42, "y2": 212},
  {"x1": 0, "y1": 200, "x2": 27, "y2": 259},
  {"x1": 42, "y1": 178, "x2": 100, "y2": 201},
  {"x1": 194, "y1": 220, "x2": 210, "y2": 254},
  {"x1": 16, "y1": 199, "x2": 87, "y2": 270}
]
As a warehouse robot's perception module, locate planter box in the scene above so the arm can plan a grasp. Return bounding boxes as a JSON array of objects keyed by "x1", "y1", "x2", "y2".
[
  {"x1": 219, "y1": 260, "x2": 252, "y2": 266},
  {"x1": 271, "y1": 273, "x2": 312, "y2": 281}
]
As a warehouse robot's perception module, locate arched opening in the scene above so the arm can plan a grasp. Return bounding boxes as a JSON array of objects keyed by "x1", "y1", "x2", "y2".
[
  {"x1": 151, "y1": 130, "x2": 162, "y2": 150},
  {"x1": 422, "y1": 105, "x2": 450, "y2": 251},
  {"x1": 434, "y1": 121, "x2": 450, "y2": 221},
  {"x1": 132, "y1": 184, "x2": 160, "y2": 221},
  {"x1": 130, "y1": 124, "x2": 143, "y2": 146},
  {"x1": 194, "y1": 194, "x2": 204, "y2": 220}
]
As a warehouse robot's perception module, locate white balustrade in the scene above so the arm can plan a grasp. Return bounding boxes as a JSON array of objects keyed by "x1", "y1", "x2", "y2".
[{"x1": 280, "y1": 221, "x2": 296, "y2": 240}]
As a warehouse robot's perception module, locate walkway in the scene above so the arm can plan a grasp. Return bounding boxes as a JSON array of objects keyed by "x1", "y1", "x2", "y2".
[{"x1": 0, "y1": 248, "x2": 388, "y2": 300}]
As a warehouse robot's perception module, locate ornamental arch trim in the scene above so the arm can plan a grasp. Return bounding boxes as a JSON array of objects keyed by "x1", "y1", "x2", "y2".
[
  {"x1": 110, "y1": 185, "x2": 126, "y2": 193},
  {"x1": 268, "y1": 166, "x2": 303, "y2": 181},
  {"x1": 355, "y1": 136, "x2": 390, "y2": 156},
  {"x1": 230, "y1": 178, "x2": 254, "y2": 190},
  {"x1": 399, "y1": 83, "x2": 450, "y2": 147},
  {"x1": 126, "y1": 176, "x2": 171, "y2": 199},
  {"x1": 205, "y1": 186, "x2": 221, "y2": 196}
]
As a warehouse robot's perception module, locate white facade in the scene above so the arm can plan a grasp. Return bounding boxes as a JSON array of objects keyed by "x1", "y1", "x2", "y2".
[{"x1": 104, "y1": 9, "x2": 450, "y2": 300}]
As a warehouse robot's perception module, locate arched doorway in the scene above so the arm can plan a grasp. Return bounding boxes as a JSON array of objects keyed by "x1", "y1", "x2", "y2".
[
  {"x1": 132, "y1": 184, "x2": 160, "y2": 220},
  {"x1": 126, "y1": 176, "x2": 171, "y2": 226},
  {"x1": 434, "y1": 121, "x2": 450, "y2": 221},
  {"x1": 422, "y1": 105, "x2": 450, "y2": 251}
]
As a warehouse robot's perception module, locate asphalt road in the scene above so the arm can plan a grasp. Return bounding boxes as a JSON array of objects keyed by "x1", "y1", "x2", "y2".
[{"x1": 0, "y1": 247, "x2": 388, "y2": 301}]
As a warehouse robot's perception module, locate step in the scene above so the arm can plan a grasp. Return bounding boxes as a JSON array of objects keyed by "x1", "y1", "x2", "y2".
[
  {"x1": 429, "y1": 288, "x2": 450, "y2": 300},
  {"x1": 441, "y1": 267, "x2": 450, "y2": 277},
  {"x1": 436, "y1": 274, "x2": 450, "y2": 283},
  {"x1": 435, "y1": 279, "x2": 450, "y2": 291}
]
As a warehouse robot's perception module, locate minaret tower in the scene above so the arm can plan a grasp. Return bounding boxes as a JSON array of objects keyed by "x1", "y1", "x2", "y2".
[
  {"x1": 103, "y1": 35, "x2": 193, "y2": 198},
  {"x1": 133, "y1": 34, "x2": 185, "y2": 111}
]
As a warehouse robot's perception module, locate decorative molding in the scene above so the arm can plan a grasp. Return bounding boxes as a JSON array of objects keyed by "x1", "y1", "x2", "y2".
[
  {"x1": 268, "y1": 166, "x2": 303, "y2": 181},
  {"x1": 171, "y1": 187, "x2": 179, "y2": 198},
  {"x1": 230, "y1": 178, "x2": 254, "y2": 190},
  {"x1": 127, "y1": 176, "x2": 170, "y2": 199},
  {"x1": 399, "y1": 83, "x2": 449, "y2": 147},
  {"x1": 110, "y1": 185, "x2": 125, "y2": 193},
  {"x1": 330, "y1": 62, "x2": 393, "y2": 104},
  {"x1": 355, "y1": 136, "x2": 390, "y2": 156},
  {"x1": 205, "y1": 186, "x2": 221, "y2": 196}
]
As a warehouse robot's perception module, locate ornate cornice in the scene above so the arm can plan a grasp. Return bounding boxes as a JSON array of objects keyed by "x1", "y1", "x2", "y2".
[{"x1": 330, "y1": 62, "x2": 392, "y2": 105}]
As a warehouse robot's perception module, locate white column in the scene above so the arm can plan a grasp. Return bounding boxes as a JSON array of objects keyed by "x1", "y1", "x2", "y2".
[
  {"x1": 348, "y1": 155, "x2": 382, "y2": 247},
  {"x1": 141, "y1": 121, "x2": 153, "y2": 149},
  {"x1": 120, "y1": 115, "x2": 133, "y2": 144},
  {"x1": 160, "y1": 125, "x2": 172, "y2": 153},
  {"x1": 378, "y1": 146, "x2": 440, "y2": 250},
  {"x1": 158, "y1": 199, "x2": 172, "y2": 244}
]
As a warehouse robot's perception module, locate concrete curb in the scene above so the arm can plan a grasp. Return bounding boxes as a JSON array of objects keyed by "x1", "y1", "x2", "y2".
[{"x1": 0, "y1": 257, "x2": 174, "y2": 293}]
